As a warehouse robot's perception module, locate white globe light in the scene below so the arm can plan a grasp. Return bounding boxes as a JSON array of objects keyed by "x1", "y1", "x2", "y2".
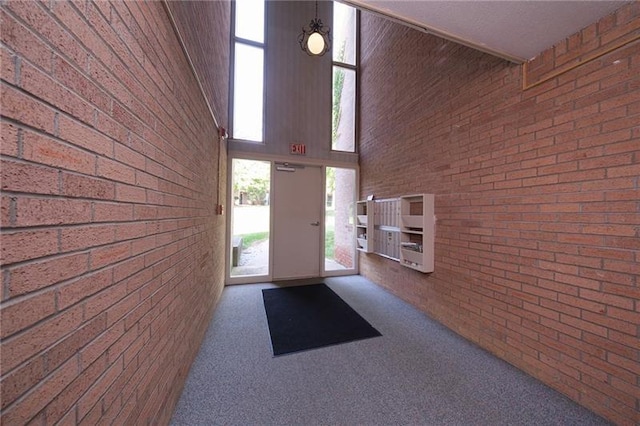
[{"x1": 307, "y1": 32, "x2": 325, "y2": 55}]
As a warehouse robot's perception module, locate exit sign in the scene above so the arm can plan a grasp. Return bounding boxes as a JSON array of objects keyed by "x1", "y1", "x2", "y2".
[{"x1": 290, "y1": 143, "x2": 306, "y2": 155}]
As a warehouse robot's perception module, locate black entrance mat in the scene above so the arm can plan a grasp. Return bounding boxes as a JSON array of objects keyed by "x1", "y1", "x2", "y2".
[{"x1": 262, "y1": 283, "x2": 381, "y2": 356}]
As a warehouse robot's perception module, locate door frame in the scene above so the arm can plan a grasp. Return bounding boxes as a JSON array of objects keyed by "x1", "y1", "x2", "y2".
[{"x1": 225, "y1": 152, "x2": 359, "y2": 285}]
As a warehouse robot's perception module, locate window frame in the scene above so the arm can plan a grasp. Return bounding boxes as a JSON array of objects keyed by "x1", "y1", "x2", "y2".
[
  {"x1": 229, "y1": 0, "x2": 267, "y2": 144},
  {"x1": 331, "y1": 4, "x2": 359, "y2": 153}
]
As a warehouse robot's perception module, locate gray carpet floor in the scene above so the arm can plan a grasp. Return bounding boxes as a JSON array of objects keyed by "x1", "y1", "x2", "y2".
[{"x1": 171, "y1": 275, "x2": 610, "y2": 425}]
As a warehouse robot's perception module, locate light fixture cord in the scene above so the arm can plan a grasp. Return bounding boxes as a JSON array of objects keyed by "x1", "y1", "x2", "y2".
[{"x1": 315, "y1": 1, "x2": 318, "y2": 19}]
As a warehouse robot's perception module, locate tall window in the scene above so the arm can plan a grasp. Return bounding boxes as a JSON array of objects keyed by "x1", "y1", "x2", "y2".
[
  {"x1": 230, "y1": 159, "x2": 271, "y2": 278},
  {"x1": 232, "y1": 0, "x2": 265, "y2": 142},
  {"x1": 325, "y1": 167, "x2": 356, "y2": 272},
  {"x1": 332, "y1": 3, "x2": 357, "y2": 152}
]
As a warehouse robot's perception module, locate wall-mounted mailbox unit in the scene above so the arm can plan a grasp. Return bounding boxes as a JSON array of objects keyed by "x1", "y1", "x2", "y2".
[
  {"x1": 399, "y1": 194, "x2": 435, "y2": 273},
  {"x1": 373, "y1": 198, "x2": 400, "y2": 260},
  {"x1": 356, "y1": 200, "x2": 374, "y2": 253},
  {"x1": 357, "y1": 194, "x2": 435, "y2": 273}
]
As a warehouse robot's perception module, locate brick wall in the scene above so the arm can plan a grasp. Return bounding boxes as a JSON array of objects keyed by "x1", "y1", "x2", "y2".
[
  {"x1": 359, "y1": 3, "x2": 639, "y2": 424},
  {"x1": 0, "y1": 1, "x2": 227, "y2": 424},
  {"x1": 165, "y1": 0, "x2": 230, "y2": 127},
  {"x1": 525, "y1": 3, "x2": 640, "y2": 89}
]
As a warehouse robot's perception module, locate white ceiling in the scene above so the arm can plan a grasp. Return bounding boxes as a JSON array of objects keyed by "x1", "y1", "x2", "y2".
[{"x1": 346, "y1": 0, "x2": 629, "y2": 62}]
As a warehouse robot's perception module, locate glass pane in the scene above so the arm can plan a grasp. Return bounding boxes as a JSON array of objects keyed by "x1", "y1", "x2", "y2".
[
  {"x1": 333, "y1": 2, "x2": 356, "y2": 65},
  {"x1": 325, "y1": 167, "x2": 356, "y2": 271},
  {"x1": 332, "y1": 66, "x2": 355, "y2": 152},
  {"x1": 235, "y1": 0, "x2": 264, "y2": 43},
  {"x1": 230, "y1": 159, "x2": 270, "y2": 277},
  {"x1": 233, "y1": 43, "x2": 264, "y2": 142}
]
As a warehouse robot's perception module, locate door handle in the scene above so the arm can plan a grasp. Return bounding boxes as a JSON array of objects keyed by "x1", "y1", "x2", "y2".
[{"x1": 310, "y1": 221, "x2": 320, "y2": 226}]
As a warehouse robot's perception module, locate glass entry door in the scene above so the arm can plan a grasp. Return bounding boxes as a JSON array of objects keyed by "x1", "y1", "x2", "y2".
[{"x1": 227, "y1": 159, "x2": 358, "y2": 283}]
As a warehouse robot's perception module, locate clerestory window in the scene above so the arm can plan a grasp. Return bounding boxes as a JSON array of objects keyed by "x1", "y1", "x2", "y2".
[
  {"x1": 331, "y1": 2, "x2": 358, "y2": 152},
  {"x1": 231, "y1": 0, "x2": 265, "y2": 142}
]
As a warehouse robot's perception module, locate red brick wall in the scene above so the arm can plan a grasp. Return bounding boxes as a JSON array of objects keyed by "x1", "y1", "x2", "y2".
[
  {"x1": 359, "y1": 4, "x2": 639, "y2": 425},
  {"x1": 525, "y1": 3, "x2": 640, "y2": 89},
  {"x1": 1, "y1": 1, "x2": 227, "y2": 424},
  {"x1": 166, "y1": 0, "x2": 230, "y2": 127}
]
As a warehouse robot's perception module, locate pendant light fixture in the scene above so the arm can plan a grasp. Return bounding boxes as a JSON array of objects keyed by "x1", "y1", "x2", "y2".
[{"x1": 298, "y1": 1, "x2": 331, "y2": 56}]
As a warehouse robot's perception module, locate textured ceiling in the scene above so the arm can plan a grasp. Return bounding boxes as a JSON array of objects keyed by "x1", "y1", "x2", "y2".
[{"x1": 346, "y1": 0, "x2": 629, "y2": 62}]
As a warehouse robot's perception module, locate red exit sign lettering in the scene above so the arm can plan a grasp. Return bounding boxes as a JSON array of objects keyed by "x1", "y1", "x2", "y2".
[{"x1": 290, "y1": 143, "x2": 306, "y2": 155}]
